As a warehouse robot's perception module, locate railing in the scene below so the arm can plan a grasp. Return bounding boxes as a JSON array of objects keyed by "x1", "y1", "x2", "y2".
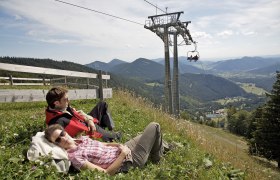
[
  {"x1": 0, "y1": 63, "x2": 112, "y2": 102},
  {"x1": 0, "y1": 76, "x2": 51, "y2": 86}
]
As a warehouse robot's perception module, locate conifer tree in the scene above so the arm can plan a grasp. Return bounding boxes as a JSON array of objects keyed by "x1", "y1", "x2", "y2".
[
  {"x1": 252, "y1": 71, "x2": 280, "y2": 168},
  {"x1": 248, "y1": 107, "x2": 263, "y2": 153}
]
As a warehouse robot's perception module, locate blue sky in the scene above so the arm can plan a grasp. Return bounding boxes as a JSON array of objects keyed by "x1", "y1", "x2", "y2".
[{"x1": 0, "y1": 0, "x2": 279, "y2": 64}]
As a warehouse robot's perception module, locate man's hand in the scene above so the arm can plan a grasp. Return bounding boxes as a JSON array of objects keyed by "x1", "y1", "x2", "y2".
[{"x1": 87, "y1": 120, "x2": 96, "y2": 132}]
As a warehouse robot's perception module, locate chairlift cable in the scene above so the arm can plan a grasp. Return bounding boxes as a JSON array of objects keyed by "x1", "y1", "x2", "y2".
[
  {"x1": 143, "y1": 0, "x2": 166, "y2": 14},
  {"x1": 199, "y1": 60, "x2": 207, "y2": 75},
  {"x1": 178, "y1": 40, "x2": 186, "y2": 46},
  {"x1": 54, "y1": 0, "x2": 144, "y2": 26}
]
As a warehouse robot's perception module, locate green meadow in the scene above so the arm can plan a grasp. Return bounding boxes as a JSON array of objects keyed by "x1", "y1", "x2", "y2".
[{"x1": 0, "y1": 90, "x2": 279, "y2": 179}]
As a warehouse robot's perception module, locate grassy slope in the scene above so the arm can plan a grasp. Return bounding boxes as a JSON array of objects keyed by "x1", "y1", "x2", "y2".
[
  {"x1": 0, "y1": 90, "x2": 279, "y2": 179},
  {"x1": 238, "y1": 83, "x2": 267, "y2": 96}
]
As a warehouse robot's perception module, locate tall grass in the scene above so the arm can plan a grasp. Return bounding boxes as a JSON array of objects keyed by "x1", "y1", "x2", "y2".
[
  {"x1": 110, "y1": 90, "x2": 280, "y2": 179},
  {"x1": 0, "y1": 89, "x2": 279, "y2": 179},
  {"x1": 178, "y1": 122, "x2": 280, "y2": 179}
]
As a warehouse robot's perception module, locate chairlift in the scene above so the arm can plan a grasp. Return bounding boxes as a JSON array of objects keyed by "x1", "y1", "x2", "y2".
[{"x1": 187, "y1": 42, "x2": 200, "y2": 62}]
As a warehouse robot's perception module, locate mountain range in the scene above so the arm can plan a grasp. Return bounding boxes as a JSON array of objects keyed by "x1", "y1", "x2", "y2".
[
  {"x1": 87, "y1": 56, "x2": 280, "y2": 76},
  {"x1": 1, "y1": 55, "x2": 279, "y2": 113},
  {"x1": 85, "y1": 56, "x2": 280, "y2": 111}
]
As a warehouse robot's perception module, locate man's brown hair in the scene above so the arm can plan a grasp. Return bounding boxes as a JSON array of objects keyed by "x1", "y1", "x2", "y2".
[{"x1": 46, "y1": 87, "x2": 68, "y2": 108}]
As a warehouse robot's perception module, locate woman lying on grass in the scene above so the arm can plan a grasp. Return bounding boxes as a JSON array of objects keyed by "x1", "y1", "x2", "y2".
[{"x1": 45, "y1": 122, "x2": 166, "y2": 175}]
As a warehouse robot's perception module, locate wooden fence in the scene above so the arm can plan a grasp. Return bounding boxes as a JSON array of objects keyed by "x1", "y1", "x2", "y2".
[
  {"x1": 0, "y1": 62, "x2": 112, "y2": 102},
  {"x1": 0, "y1": 76, "x2": 51, "y2": 86}
]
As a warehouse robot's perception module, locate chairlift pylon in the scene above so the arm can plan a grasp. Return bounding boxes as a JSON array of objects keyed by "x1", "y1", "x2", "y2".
[{"x1": 187, "y1": 41, "x2": 200, "y2": 62}]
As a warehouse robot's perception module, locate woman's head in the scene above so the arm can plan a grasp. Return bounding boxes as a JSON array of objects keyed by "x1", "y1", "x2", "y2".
[
  {"x1": 45, "y1": 124, "x2": 74, "y2": 150},
  {"x1": 45, "y1": 124, "x2": 64, "y2": 142},
  {"x1": 46, "y1": 87, "x2": 69, "y2": 109}
]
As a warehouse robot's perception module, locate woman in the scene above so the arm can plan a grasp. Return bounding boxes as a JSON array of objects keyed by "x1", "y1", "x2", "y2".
[{"x1": 45, "y1": 122, "x2": 164, "y2": 175}]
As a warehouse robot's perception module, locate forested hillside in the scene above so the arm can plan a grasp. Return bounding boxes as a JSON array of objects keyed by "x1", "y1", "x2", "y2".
[
  {"x1": 85, "y1": 57, "x2": 263, "y2": 111},
  {"x1": 229, "y1": 76, "x2": 277, "y2": 91},
  {"x1": 247, "y1": 63, "x2": 280, "y2": 75},
  {"x1": 86, "y1": 59, "x2": 127, "y2": 72},
  {"x1": 110, "y1": 58, "x2": 165, "y2": 81},
  {"x1": 180, "y1": 73, "x2": 247, "y2": 101},
  {"x1": 0, "y1": 56, "x2": 261, "y2": 113},
  {"x1": 206, "y1": 56, "x2": 280, "y2": 72},
  {"x1": 0, "y1": 56, "x2": 97, "y2": 73}
]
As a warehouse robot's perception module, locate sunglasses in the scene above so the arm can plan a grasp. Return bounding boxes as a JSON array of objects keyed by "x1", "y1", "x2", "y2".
[{"x1": 54, "y1": 130, "x2": 66, "y2": 144}]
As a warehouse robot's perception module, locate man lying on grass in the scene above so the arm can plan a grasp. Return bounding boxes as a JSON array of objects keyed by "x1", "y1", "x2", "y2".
[{"x1": 45, "y1": 122, "x2": 166, "y2": 175}]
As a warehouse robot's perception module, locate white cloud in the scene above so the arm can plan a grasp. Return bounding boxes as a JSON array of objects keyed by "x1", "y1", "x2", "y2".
[
  {"x1": 38, "y1": 38, "x2": 78, "y2": 44},
  {"x1": 0, "y1": 0, "x2": 279, "y2": 63},
  {"x1": 192, "y1": 31, "x2": 212, "y2": 39},
  {"x1": 241, "y1": 31, "x2": 256, "y2": 36},
  {"x1": 217, "y1": 30, "x2": 234, "y2": 37},
  {"x1": 14, "y1": 14, "x2": 22, "y2": 20},
  {"x1": 125, "y1": 44, "x2": 131, "y2": 48}
]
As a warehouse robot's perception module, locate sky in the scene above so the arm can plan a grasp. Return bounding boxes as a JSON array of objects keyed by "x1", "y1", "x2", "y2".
[{"x1": 0, "y1": 0, "x2": 279, "y2": 64}]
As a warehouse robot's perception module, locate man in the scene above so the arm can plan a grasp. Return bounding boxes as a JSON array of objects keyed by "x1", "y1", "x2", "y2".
[{"x1": 45, "y1": 86, "x2": 121, "y2": 142}]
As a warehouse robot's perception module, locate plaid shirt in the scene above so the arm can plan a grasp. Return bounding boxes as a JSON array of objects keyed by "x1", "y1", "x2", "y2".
[{"x1": 67, "y1": 136, "x2": 121, "y2": 170}]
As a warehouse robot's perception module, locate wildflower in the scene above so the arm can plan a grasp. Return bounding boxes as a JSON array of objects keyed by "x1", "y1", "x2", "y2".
[{"x1": 13, "y1": 133, "x2": 19, "y2": 137}]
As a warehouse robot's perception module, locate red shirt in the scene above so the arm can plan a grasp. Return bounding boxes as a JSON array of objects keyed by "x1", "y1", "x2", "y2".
[{"x1": 67, "y1": 136, "x2": 121, "y2": 170}]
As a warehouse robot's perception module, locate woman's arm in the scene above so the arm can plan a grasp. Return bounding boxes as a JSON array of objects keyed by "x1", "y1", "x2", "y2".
[
  {"x1": 81, "y1": 161, "x2": 107, "y2": 173},
  {"x1": 104, "y1": 142, "x2": 120, "y2": 147},
  {"x1": 105, "y1": 149, "x2": 127, "y2": 175},
  {"x1": 81, "y1": 145, "x2": 130, "y2": 175}
]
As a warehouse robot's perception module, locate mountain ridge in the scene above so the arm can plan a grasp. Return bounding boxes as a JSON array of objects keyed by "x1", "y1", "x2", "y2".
[
  {"x1": 0, "y1": 56, "x2": 270, "y2": 112},
  {"x1": 86, "y1": 56, "x2": 280, "y2": 75}
]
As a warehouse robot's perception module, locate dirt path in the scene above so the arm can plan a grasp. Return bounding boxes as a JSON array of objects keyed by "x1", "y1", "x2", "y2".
[
  {"x1": 195, "y1": 123, "x2": 248, "y2": 150},
  {"x1": 209, "y1": 131, "x2": 247, "y2": 150}
]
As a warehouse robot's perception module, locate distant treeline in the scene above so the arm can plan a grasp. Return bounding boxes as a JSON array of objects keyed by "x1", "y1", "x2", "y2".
[
  {"x1": 227, "y1": 72, "x2": 280, "y2": 168},
  {"x1": 0, "y1": 56, "x2": 97, "y2": 73}
]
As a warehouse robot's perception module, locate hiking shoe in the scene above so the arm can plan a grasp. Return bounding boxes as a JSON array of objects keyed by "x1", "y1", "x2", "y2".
[
  {"x1": 163, "y1": 141, "x2": 183, "y2": 154},
  {"x1": 118, "y1": 161, "x2": 132, "y2": 173},
  {"x1": 168, "y1": 142, "x2": 178, "y2": 150},
  {"x1": 115, "y1": 131, "x2": 122, "y2": 141}
]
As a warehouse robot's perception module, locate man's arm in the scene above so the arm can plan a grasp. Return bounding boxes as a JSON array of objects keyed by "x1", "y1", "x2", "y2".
[
  {"x1": 49, "y1": 117, "x2": 70, "y2": 127},
  {"x1": 76, "y1": 110, "x2": 96, "y2": 132},
  {"x1": 87, "y1": 119, "x2": 96, "y2": 132}
]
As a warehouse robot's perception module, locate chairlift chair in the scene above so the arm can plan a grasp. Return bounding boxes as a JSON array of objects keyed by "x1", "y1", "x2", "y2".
[
  {"x1": 187, "y1": 51, "x2": 200, "y2": 61},
  {"x1": 187, "y1": 42, "x2": 200, "y2": 62}
]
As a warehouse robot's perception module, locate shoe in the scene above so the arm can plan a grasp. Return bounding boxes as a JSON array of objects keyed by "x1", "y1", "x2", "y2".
[
  {"x1": 168, "y1": 142, "x2": 177, "y2": 151},
  {"x1": 115, "y1": 131, "x2": 122, "y2": 141},
  {"x1": 163, "y1": 140, "x2": 170, "y2": 153},
  {"x1": 163, "y1": 141, "x2": 181, "y2": 154},
  {"x1": 118, "y1": 161, "x2": 132, "y2": 173}
]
